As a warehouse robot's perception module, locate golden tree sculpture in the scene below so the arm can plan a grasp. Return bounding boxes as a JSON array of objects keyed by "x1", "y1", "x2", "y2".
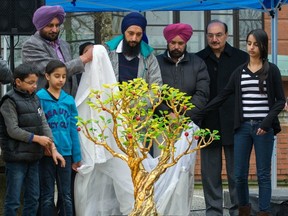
[{"x1": 77, "y1": 78, "x2": 219, "y2": 216}]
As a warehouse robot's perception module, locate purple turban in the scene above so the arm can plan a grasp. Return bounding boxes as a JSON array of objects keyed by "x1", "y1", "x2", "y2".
[
  {"x1": 32, "y1": 5, "x2": 65, "y2": 31},
  {"x1": 121, "y1": 12, "x2": 147, "y2": 33},
  {"x1": 163, "y1": 23, "x2": 193, "y2": 43}
]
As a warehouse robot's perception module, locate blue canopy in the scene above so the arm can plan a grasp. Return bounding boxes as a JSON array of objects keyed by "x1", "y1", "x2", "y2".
[
  {"x1": 46, "y1": 0, "x2": 286, "y2": 12},
  {"x1": 45, "y1": 0, "x2": 287, "y2": 64}
]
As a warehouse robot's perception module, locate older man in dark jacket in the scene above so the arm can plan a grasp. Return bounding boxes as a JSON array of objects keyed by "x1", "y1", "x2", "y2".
[{"x1": 196, "y1": 20, "x2": 248, "y2": 216}]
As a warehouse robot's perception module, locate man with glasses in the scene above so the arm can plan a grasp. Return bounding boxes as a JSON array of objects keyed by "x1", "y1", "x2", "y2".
[
  {"x1": 22, "y1": 5, "x2": 93, "y2": 97},
  {"x1": 196, "y1": 20, "x2": 248, "y2": 216}
]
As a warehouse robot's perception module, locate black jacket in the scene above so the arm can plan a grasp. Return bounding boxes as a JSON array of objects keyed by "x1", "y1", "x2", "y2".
[
  {"x1": 196, "y1": 43, "x2": 249, "y2": 146},
  {"x1": 204, "y1": 62, "x2": 285, "y2": 135},
  {"x1": 156, "y1": 50, "x2": 210, "y2": 126},
  {"x1": 0, "y1": 88, "x2": 44, "y2": 162}
]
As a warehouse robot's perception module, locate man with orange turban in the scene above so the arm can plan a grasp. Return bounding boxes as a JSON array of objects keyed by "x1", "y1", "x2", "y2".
[
  {"x1": 156, "y1": 23, "x2": 210, "y2": 127},
  {"x1": 155, "y1": 23, "x2": 210, "y2": 215}
]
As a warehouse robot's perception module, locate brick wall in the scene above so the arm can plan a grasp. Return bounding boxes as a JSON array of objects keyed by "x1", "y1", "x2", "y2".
[
  {"x1": 194, "y1": 112, "x2": 288, "y2": 182},
  {"x1": 264, "y1": 5, "x2": 288, "y2": 56}
]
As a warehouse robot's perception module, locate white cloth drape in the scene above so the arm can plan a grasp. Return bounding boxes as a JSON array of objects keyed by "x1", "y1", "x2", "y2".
[{"x1": 74, "y1": 45, "x2": 197, "y2": 216}]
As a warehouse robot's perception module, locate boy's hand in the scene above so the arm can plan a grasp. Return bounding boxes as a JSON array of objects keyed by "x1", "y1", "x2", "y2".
[
  {"x1": 72, "y1": 161, "x2": 81, "y2": 172},
  {"x1": 33, "y1": 135, "x2": 53, "y2": 148},
  {"x1": 51, "y1": 149, "x2": 66, "y2": 167}
]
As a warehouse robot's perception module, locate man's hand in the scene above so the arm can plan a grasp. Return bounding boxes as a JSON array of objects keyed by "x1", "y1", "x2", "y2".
[{"x1": 80, "y1": 46, "x2": 93, "y2": 64}]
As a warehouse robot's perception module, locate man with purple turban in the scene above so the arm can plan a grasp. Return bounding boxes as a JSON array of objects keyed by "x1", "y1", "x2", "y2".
[
  {"x1": 22, "y1": 5, "x2": 93, "y2": 97},
  {"x1": 21, "y1": 5, "x2": 92, "y2": 216},
  {"x1": 104, "y1": 12, "x2": 162, "y2": 87},
  {"x1": 155, "y1": 23, "x2": 210, "y2": 215}
]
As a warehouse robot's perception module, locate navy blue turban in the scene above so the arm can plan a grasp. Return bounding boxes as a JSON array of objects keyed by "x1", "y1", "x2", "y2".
[{"x1": 121, "y1": 12, "x2": 147, "y2": 33}]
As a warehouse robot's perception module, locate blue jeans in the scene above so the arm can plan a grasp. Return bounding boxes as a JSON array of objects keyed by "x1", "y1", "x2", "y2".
[
  {"x1": 39, "y1": 156, "x2": 73, "y2": 216},
  {"x1": 4, "y1": 161, "x2": 40, "y2": 216},
  {"x1": 234, "y1": 120, "x2": 274, "y2": 212}
]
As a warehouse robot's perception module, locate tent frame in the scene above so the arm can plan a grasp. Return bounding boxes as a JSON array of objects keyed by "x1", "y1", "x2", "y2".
[{"x1": 46, "y1": 0, "x2": 288, "y2": 189}]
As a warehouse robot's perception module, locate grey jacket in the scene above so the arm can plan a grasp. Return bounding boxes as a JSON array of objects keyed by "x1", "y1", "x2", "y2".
[
  {"x1": 21, "y1": 32, "x2": 85, "y2": 97},
  {"x1": 104, "y1": 35, "x2": 162, "y2": 86},
  {"x1": 0, "y1": 58, "x2": 12, "y2": 84}
]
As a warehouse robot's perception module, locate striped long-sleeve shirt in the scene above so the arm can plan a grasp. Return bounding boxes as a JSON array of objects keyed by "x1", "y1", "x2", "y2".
[{"x1": 241, "y1": 68, "x2": 269, "y2": 120}]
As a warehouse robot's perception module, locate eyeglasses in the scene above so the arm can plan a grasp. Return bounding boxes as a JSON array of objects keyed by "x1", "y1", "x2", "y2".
[
  {"x1": 207, "y1": 33, "x2": 225, "y2": 39},
  {"x1": 22, "y1": 80, "x2": 37, "y2": 86}
]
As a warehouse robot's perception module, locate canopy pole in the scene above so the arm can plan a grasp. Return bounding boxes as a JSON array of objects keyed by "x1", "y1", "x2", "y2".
[
  {"x1": 271, "y1": 3, "x2": 278, "y2": 190},
  {"x1": 271, "y1": 10, "x2": 278, "y2": 64}
]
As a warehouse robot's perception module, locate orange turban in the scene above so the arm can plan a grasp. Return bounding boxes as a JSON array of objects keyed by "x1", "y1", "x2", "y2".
[{"x1": 163, "y1": 23, "x2": 193, "y2": 43}]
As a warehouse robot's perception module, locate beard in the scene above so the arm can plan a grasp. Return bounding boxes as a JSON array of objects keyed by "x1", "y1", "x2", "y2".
[
  {"x1": 122, "y1": 38, "x2": 141, "y2": 57},
  {"x1": 39, "y1": 30, "x2": 59, "y2": 42},
  {"x1": 168, "y1": 45, "x2": 186, "y2": 59}
]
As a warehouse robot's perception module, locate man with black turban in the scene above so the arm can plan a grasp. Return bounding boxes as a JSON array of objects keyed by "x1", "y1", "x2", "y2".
[
  {"x1": 22, "y1": 5, "x2": 93, "y2": 97},
  {"x1": 104, "y1": 12, "x2": 162, "y2": 86}
]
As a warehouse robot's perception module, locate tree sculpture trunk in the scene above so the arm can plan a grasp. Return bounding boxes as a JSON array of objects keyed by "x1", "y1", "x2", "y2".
[
  {"x1": 128, "y1": 155, "x2": 169, "y2": 216},
  {"x1": 129, "y1": 167, "x2": 159, "y2": 216}
]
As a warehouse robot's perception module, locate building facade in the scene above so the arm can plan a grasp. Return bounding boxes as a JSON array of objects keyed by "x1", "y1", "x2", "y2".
[{"x1": 1, "y1": 7, "x2": 288, "y2": 183}]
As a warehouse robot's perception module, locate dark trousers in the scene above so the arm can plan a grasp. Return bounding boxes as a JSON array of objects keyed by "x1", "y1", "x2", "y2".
[
  {"x1": 39, "y1": 156, "x2": 73, "y2": 216},
  {"x1": 201, "y1": 145, "x2": 238, "y2": 216}
]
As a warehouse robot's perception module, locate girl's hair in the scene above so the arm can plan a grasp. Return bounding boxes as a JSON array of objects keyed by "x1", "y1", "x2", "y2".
[
  {"x1": 13, "y1": 63, "x2": 39, "y2": 85},
  {"x1": 246, "y1": 29, "x2": 269, "y2": 94},
  {"x1": 45, "y1": 60, "x2": 67, "y2": 88}
]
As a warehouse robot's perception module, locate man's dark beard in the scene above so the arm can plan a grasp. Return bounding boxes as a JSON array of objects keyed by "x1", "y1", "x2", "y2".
[
  {"x1": 39, "y1": 30, "x2": 59, "y2": 42},
  {"x1": 168, "y1": 45, "x2": 186, "y2": 59},
  {"x1": 122, "y1": 38, "x2": 141, "y2": 57}
]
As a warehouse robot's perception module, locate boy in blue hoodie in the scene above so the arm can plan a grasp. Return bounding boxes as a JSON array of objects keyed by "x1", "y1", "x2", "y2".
[{"x1": 37, "y1": 60, "x2": 81, "y2": 216}]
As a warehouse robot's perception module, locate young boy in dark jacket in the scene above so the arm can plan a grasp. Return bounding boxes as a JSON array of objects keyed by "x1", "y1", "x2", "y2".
[{"x1": 0, "y1": 63, "x2": 65, "y2": 216}]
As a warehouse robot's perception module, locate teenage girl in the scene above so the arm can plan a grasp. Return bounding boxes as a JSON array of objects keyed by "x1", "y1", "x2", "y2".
[{"x1": 203, "y1": 29, "x2": 285, "y2": 216}]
